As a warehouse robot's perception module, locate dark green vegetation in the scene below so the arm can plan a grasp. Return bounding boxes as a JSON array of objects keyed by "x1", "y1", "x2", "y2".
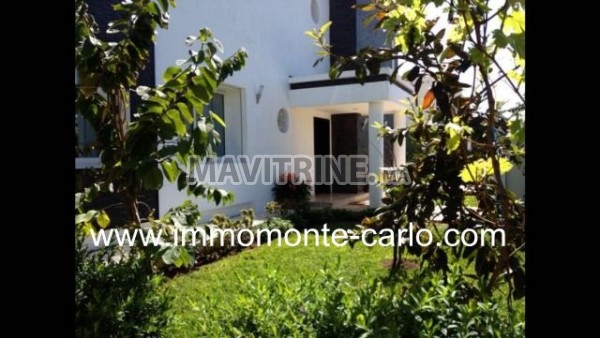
[
  {"x1": 166, "y1": 233, "x2": 524, "y2": 337},
  {"x1": 75, "y1": 0, "x2": 246, "y2": 335},
  {"x1": 309, "y1": 0, "x2": 525, "y2": 296}
]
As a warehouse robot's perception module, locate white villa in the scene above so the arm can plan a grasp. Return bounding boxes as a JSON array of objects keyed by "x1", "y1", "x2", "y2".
[{"x1": 76, "y1": 0, "x2": 523, "y2": 221}]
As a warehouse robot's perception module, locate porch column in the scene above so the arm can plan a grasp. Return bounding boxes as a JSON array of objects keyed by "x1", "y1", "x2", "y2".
[{"x1": 368, "y1": 101, "x2": 384, "y2": 208}]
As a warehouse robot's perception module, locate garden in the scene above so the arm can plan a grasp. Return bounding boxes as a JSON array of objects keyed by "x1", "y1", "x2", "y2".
[{"x1": 75, "y1": 0, "x2": 525, "y2": 337}]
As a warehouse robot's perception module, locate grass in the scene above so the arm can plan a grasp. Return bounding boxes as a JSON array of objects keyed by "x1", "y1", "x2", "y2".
[
  {"x1": 165, "y1": 227, "x2": 524, "y2": 337},
  {"x1": 165, "y1": 233, "x2": 392, "y2": 336}
]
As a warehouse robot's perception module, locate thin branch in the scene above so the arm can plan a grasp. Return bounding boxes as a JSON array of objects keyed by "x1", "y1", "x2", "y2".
[{"x1": 479, "y1": 47, "x2": 525, "y2": 103}]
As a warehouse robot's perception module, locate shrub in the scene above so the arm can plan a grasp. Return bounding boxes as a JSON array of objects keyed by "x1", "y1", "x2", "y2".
[
  {"x1": 272, "y1": 172, "x2": 311, "y2": 212},
  {"x1": 284, "y1": 211, "x2": 310, "y2": 230},
  {"x1": 286, "y1": 208, "x2": 376, "y2": 230},
  {"x1": 75, "y1": 235, "x2": 171, "y2": 338},
  {"x1": 183, "y1": 262, "x2": 524, "y2": 337},
  {"x1": 163, "y1": 209, "x2": 294, "y2": 272},
  {"x1": 265, "y1": 201, "x2": 284, "y2": 217},
  {"x1": 264, "y1": 217, "x2": 294, "y2": 231}
]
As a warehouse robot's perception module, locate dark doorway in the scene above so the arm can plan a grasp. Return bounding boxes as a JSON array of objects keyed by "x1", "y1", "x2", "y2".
[
  {"x1": 313, "y1": 117, "x2": 331, "y2": 194},
  {"x1": 331, "y1": 113, "x2": 362, "y2": 194}
]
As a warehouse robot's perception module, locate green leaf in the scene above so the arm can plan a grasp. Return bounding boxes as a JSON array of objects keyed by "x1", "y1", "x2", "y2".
[
  {"x1": 304, "y1": 30, "x2": 317, "y2": 39},
  {"x1": 163, "y1": 66, "x2": 181, "y2": 82},
  {"x1": 219, "y1": 189, "x2": 232, "y2": 204},
  {"x1": 96, "y1": 210, "x2": 110, "y2": 229},
  {"x1": 144, "y1": 102, "x2": 166, "y2": 114},
  {"x1": 167, "y1": 109, "x2": 187, "y2": 136},
  {"x1": 177, "y1": 102, "x2": 194, "y2": 123},
  {"x1": 80, "y1": 39, "x2": 97, "y2": 60},
  {"x1": 444, "y1": 122, "x2": 462, "y2": 154},
  {"x1": 162, "y1": 246, "x2": 193, "y2": 267},
  {"x1": 210, "y1": 111, "x2": 226, "y2": 128},
  {"x1": 146, "y1": 1, "x2": 161, "y2": 15},
  {"x1": 319, "y1": 21, "x2": 332, "y2": 36},
  {"x1": 356, "y1": 3, "x2": 376, "y2": 11},
  {"x1": 510, "y1": 32, "x2": 525, "y2": 58},
  {"x1": 440, "y1": 47, "x2": 455, "y2": 62},
  {"x1": 504, "y1": 9, "x2": 525, "y2": 35},
  {"x1": 492, "y1": 29, "x2": 509, "y2": 49},
  {"x1": 509, "y1": 119, "x2": 525, "y2": 144},
  {"x1": 190, "y1": 84, "x2": 211, "y2": 104},
  {"x1": 329, "y1": 64, "x2": 342, "y2": 79},
  {"x1": 177, "y1": 172, "x2": 189, "y2": 190},
  {"x1": 468, "y1": 47, "x2": 486, "y2": 66},
  {"x1": 84, "y1": 210, "x2": 98, "y2": 223},
  {"x1": 157, "y1": 0, "x2": 169, "y2": 12},
  {"x1": 460, "y1": 159, "x2": 487, "y2": 183},
  {"x1": 142, "y1": 165, "x2": 164, "y2": 190},
  {"x1": 435, "y1": 28, "x2": 446, "y2": 42},
  {"x1": 75, "y1": 212, "x2": 89, "y2": 224},
  {"x1": 498, "y1": 157, "x2": 514, "y2": 174},
  {"x1": 81, "y1": 222, "x2": 95, "y2": 236},
  {"x1": 459, "y1": 157, "x2": 514, "y2": 183},
  {"x1": 212, "y1": 189, "x2": 222, "y2": 205},
  {"x1": 161, "y1": 160, "x2": 179, "y2": 182},
  {"x1": 199, "y1": 28, "x2": 213, "y2": 43}
]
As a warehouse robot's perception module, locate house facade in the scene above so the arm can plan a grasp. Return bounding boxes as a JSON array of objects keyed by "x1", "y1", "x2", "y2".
[
  {"x1": 77, "y1": 0, "x2": 523, "y2": 221},
  {"x1": 154, "y1": 0, "x2": 414, "y2": 218}
]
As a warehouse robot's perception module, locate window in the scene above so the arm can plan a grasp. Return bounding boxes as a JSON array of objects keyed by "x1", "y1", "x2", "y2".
[
  {"x1": 75, "y1": 70, "x2": 102, "y2": 169},
  {"x1": 205, "y1": 93, "x2": 226, "y2": 157},
  {"x1": 197, "y1": 87, "x2": 244, "y2": 157},
  {"x1": 75, "y1": 113, "x2": 98, "y2": 158}
]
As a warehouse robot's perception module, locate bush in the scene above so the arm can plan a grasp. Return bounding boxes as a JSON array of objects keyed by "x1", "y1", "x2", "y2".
[
  {"x1": 183, "y1": 262, "x2": 524, "y2": 337},
  {"x1": 287, "y1": 208, "x2": 376, "y2": 230},
  {"x1": 75, "y1": 235, "x2": 171, "y2": 337},
  {"x1": 272, "y1": 172, "x2": 311, "y2": 212},
  {"x1": 264, "y1": 217, "x2": 294, "y2": 231},
  {"x1": 165, "y1": 209, "x2": 293, "y2": 271},
  {"x1": 265, "y1": 201, "x2": 284, "y2": 217}
]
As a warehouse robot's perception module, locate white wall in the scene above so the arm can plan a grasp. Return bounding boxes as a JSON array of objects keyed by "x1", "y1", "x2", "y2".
[
  {"x1": 290, "y1": 108, "x2": 332, "y2": 196},
  {"x1": 505, "y1": 163, "x2": 525, "y2": 199},
  {"x1": 156, "y1": 0, "x2": 331, "y2": 217}
]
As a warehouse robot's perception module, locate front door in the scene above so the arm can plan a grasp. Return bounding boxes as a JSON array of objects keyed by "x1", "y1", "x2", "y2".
[{"x1": 313, "y1": 117, "x2": 330, "y2": 194}]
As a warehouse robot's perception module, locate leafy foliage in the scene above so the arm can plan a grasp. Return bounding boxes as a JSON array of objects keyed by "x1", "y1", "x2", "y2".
[
  {"x1": 75, "y1": 0, "x2": 246, "y2": 229},
  {"x1": 75, "y1": 1, "x2": 247, "y2": 334},
  {"x1": 286, "y1": 207, "x2": 376, "y2": 230},
  {"x1": 272, "y1": 172, "x2": 312, "y2": 213},
  {"x1": 307, "y1": 0, "x2": 525, "y2": 300},
  {"x1": 178, "y1": 262, "x2": 523, "y2": 337},
  {"x1": 265, "y1": 217, "x2": 294, "y2": 231},
  {"x1": 265, "y1": 200, "x2": 284, "y2": 217},
  {"x1": 157, "y1": 207, "x2": 295, "y2": 276},
  {"x1": 75, "y1": 234, "x2": 171, "y2": 338}
]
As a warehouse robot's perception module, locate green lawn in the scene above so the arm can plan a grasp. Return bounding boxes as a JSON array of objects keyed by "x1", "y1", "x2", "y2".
[
  {"x1": 165, "y1": 233, "x2": 392, "y2": 336},
  {"x1": 165, "y1": 229, "x2": 523, "y2": 337}
]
